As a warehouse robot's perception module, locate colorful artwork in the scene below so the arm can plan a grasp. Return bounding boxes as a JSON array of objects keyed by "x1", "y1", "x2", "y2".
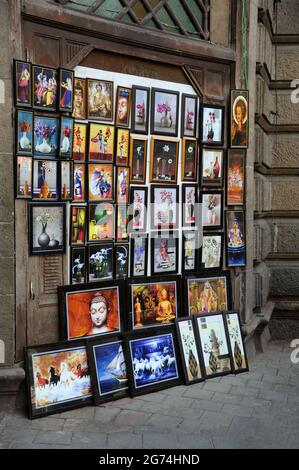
[
  {"x1": 16, "y1": 110, "x2": 33, "y2": 155},
  {"x1": 226, "y1": 211, "x2": 246, "y2": 267},
  {"x1": 116, "y1": 128, "x2": 130, "y2": 165},
  {"x1": 73, "y1": 164, "x2": 86, "y2": 202},
  {"x1": 88, "y1": 123, "x2": 115, "y2": 162},
  {"x1": 152, "y1": 185, "x2": 178, "y2": 230},
  {"x1": 61, "y1": 161, "x2": 72, "y2": 200},
  {"x1": 182, "y1": 184, "x2": 198, "y2": 226},
  {"x1": 15, "y1": 60, "x2": 32, "y2": 107},
  {"x1": 129, "y1": 137, "x2": 147, "y2": 184},
  {"x1": 93, "y1": 341, "x2": 128, "y2": 397},
  {"x1": 151, "y1": 88, "x2": 179, "y2": 136},
  {"x1": 70, "y1": 247, "x2": 86, "y2": 284},
  {"x1": 201, "y1": 149, "x2": 224, "y2": 187},
  {"x1": 115, "y1": 244, "x2": 129, "y2": 279},
  {"x1": 116, "y1": 167, "x2": 129, "y2": 204},
  {"x1": 70, "y1": 206, "x2": 86, "y2": 245},
  {"x1": 33, "y1": 116, "x2": 59, "y2": 159},
  {"x1": 227, "y1": 150, "x2": 245, "y2": 205},
  {"x1": 88, "y1": 163, "x2": 113, "y2": 202},
  {"x1": 177, "y1": 319, "x2": 202, "y2": 383},
  {"x1": 187, "y1": 275, "x2": 230, "y2": 315},
  {"x1": 131, "y1": 86, "x2": 150, "y2": 134},
  {"x1": 130, "y1": 187, "x2": 147, "y2": 232},
  {"x1": 231, "y1": 90, "x2": 249, "y2": 148},
  {"x1": 87, "y1": 79, "x2": 113, "y2": 121},
  {"x1": 182, "y1": 138, "x2": 197, "y2": 181},
  {"x1": 181, "y1": 94, "x2": 197, "y2": 138},
  {"x1": 59, "y1": 116, "x2": 74, "y2": 159},
  {"x1": 201, "y1": 234, "x2": 223, "y2": 269},
  {"x1": 152, "y1": 233, "x2": 178, "y2": 275},
  {"x1": 59, "y1": 68, "x2": 74, "y2": 112},
  {"x1": 88, "y1": 203, "x2": 114, "y2": 241},
  {"x1": 72, "y1": 78, "x2": 87, "y2": 119},
  {"x1": 16, "y1": 156, "x2": 32, "y2": 198},
  {"x1": 73, "y1": 123, "x2": 87, "y2": 162},
  {"x1": 115, "y1": 86, "x2": 131, "y2": 127},
  {"x1": 32, "y1": 65, "x2": 58, "y2": 111},
  {"x1": 88, "y1": 244, "x2": 113, "y2": 282},
  {"x1": 116, "y1": 205, "x2": 129, "y2": 242},
  {"x1": 30, "y1": 203, "x2": 65, "y2": 255},
  {"x1": 201, "y1": 105, "x2": 224, "y2": 145},
  {"x1": 33, "y1": 160, "x2": 58, "y2": 200},
  {"x1": 150, "y1": 138, "x2": 179, "y2": 183},
  {"x1": 201, "y1": 192, "x2": 223, "y2": 230}
]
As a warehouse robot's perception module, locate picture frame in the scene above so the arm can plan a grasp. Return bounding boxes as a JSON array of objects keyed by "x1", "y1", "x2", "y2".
[
  {"x1": 124, "y1": 326, "x2": 182, "y2": 397},
  {"x1": 116, "y1": 166, "x2": 130, "y2": 204},
  {"x1": 25, "y1": 339, "x2": 93, "y2": 419},
  {"x1": 230, "y1": 89, "x2": 249, "y2": 149},
  {"x1": 70, "y1": 246, "x2": 86, "y2": 284},
  {"x1": 151, "y1": 231, "x2": 179, "y2": 276},
  {"x1": 151, "y1": 184, "x2": 179, "y2": 230},
  {"x1": 88, "y1": 123, "x2": 115, "y2": 163},
  {"x1": 181, "y1": 137, "x2": 198, "y2": 182},
  {"x1": 73, "y1": 163, "x2": 86, "y2": 202},
  {"x1": 200, "y1": 232, "x2": 224, "y2": 270},
  {"x1": 73, "y1": 122, "x2": 88, "y2": 162},
  {"x1": 150, "y1": 137, "x2": 179, "y2": 184},
  {"x1": 58, "y1": 280, "x2": 124, "y2": 341},
  {"x1": 88, "y1": 202, "x2": 114, "y2": 242},
  {"x1": 16, "y1": 109, "x2": 33, "y2": 156},
  {"x1": 115, "y1": 244, "x2": 129, "y2": 279},
  {"x1": 16, "y1": 156, "x2": 32, "y2": 199},
  {"x1": 115, "y1": 128, "x2": 130, "y2": 166},
  {"x1": 182, "y1": 230, "x2": 199, "y2": 273},
  {"x1": 175, "y1": 317, "x2": 204, "y2": 385},
  {"x1": 115, "y1": 204, "x2": 129, "y2": 242},
  {"x1": 14, "y1": 59, "x2": 32, "y2": 108},
  {"x1": 72, "y1": 77, "x2": 87, "y2": 120},
  {"x1": 33, "y1": 115, "x2": 59, "y2": 159},
  {"x1": 129, "y1": 136, "x2": 147, "y2": 184},
  {"x1": 182, "y1": 184, "x2": 198, "y2": 227},
  {"x1": 60, "y1": 160, "x2": 73, "y2": 201},
  {"x1": 87, "y1": 78, "x2": 114, "y2": 121},
  {"x1": 59, "y1": 68, "x2": 74, "y2": 113},
  {"x1": 185, "y1": 271, "x2": 231, "y2": 316},
  {"x1": 226, "y1": 210, "x2": 246, "y2": 267},
  {"x1": 32, "y1": 159, "x2": 59, "y2": 200},
  {"x1": 32, "y1": 65, "x2": 58, "y2": 112},
  {"x1": 87, "y1": 243, "x2": 114, "y2": 283},
  {"x1": 87, "y1": 163, "x2": 114, "y2": 202},
  {"x1": 128, "y1": 275, "x2": 181, "y2": 331},
  {"x1": 29, "y1": 202, "x2": 66, "y2": 256},
  {"x1": 131, "y1": 85, "x2": 150, "y2": 134},
  {"x1": 201, "y1": 148, "x2": 224, "y2": 187},
  {"x1": 59, "y1": 116, "x2": 74, "y2": 159},
  {"x1": 87, "y1": 334, "x2": 129, "y2": 405},
  {"x1": 201, "y1": 104, "x2": 224, "y2": 146},
  {"x1": 129, "y1": 186, "x2": 148, "y2": 232},
  {"x1": 130, "y1": 233, "x2": 148, "y2": 277},
  {"x1": 70, "y1": 205, "x2": 86, "y2": 246},
  {"x1": 224, "y1": 311, "x2": 249, "y2": 373},
  {"x1": 181, "y1": 94, "x2": 198, "y2": 138},
  {"x1": 151, "y1": 88, "x2": 179, "y2": 137},
  {"x1": 227, "y1": 149, "x2": 246, "y2": 206},
  {"x1": 115, "y1": 86, "x2": 132, "y2": 127},
  {"x1": 200, "y1": 190, "x2": 223, "y2": 230}
]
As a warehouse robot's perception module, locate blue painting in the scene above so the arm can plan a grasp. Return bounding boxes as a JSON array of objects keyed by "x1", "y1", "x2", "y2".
[
  {"x1": 227, "y1": 211, "x2": 246, "y2": 267},
  {"x1": 94, "y1": 341, "x2": 128, "y2": 396},
  {"x1": 17, "y1": 110, "x2": 33, "y2": 155},
  {"x1": 60, "y1": 116, "x2": 73, "y2": 158},
  {"x1": 33, "y1": 116, "x2": 59, "y2": 158},
  {"x1": 130, "y1": 333, "x2": 178, "y2": 389}
]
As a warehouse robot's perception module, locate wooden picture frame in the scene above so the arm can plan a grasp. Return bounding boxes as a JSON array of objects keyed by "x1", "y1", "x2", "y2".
[
  {"x1": 131, "y1": 85, "x2": 150, "y2": 134},
  {"x1": 224, "y1": 311, "x2": 249, "y2": 374},
  {"x1": 130, "y1": 233, "x2": 148, "y2": 277},
  {"x1": 175, "y1": 317, "x2": 204, "y2": 385},
  {"x1": 230, "y1": 89, "x2": 249, "y2": 149},
  {"x1": 129, "y1": 136, "x2": 148, "y2": 184},
  {"x1": 14, "y1": 59, "x2": 32, "y2": 108},
  {"x1": 87, "y1": 78, "x2": 114, "y2": 122},
  {"x1": 29, "y1": 202, "x2": 66, "y2": 256},
  {"x1": 201, "y1": 104, "x2": 225, "y2": 146},
  {"x1": 115, "y1": 86, "x2": 132, "y2": 128},
  {"x1": 58, "y1": 68, "x2": 74, "y2": 113},
  {"x1": 151, "y1": 231, "x2": 179, "y2": 276},
  {"x1": 181, "y1": 137, "x2": 198, "y2": 182},
  {"x1": 16, "y1": 109, "x2": 33, "y2": 156},
  {"x1": 150, "y1": 137, "x2": 179, "y2": 184},
  {"x1": 151, "y1": 88, "x2": 180, "y2": 137},
  {"x1": 226, "y1": 210, "x2": 246, "y2": 267},
  {"x1": 70, "y1": 246, "x2": 86, "y2": 285},
  {"x1": 32, "y1": 64, "x2": 58, "y2": 112},
  {"x1": 181, "y1": 93, "x2": 198, "y2": 138}
]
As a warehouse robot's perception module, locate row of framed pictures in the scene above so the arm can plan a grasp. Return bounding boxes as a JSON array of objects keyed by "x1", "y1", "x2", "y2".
[{"x1": 25, "y1": 309, "x2": 249, "y2": 419}]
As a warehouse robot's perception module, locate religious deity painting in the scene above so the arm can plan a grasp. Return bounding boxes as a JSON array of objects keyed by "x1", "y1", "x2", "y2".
[
  {"x1": 201, "y1": 149, "x2": 224, "y2": 187},
  {"x1": 72, "y1": 122, "x2": 87, "y2": 162},
  {"x1": 186, "y1": 273, "x2": 230, "y2": 316},
  {"x1": 14, "y1": 60, "x2": 32, "y2": 107},
  {"x1": 201, "y1": 105, "x2": 224, "y2": 146},
  {"x1": 88, "y1": 163, "x2": 114, "y2": 202},
  {"x1": 88, "y1": 123, "x2": 115, "y2": 163},
  {"x1": 32, "y1": 65, "x2": 58, "y2": 111},
  {"x1": 230, "y1": 90, "x2": 249, "y2": 148},
  {"x1": 87, "y1": 78, "x2": 113, "y2": 121},
  {"x1": 226, "y1": 210, "x2": 246, "y2": 267},
  {"x1": 227, "y1": 150, "x2": 245, "y2": 205},
  {"x1": 59, "y1": 68, "x2": 74, "y2": 113}
]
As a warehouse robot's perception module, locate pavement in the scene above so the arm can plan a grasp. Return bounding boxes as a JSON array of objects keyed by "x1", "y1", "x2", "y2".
[{"x1": 0, "y1": 340, "x2": 298, "y2": 449}]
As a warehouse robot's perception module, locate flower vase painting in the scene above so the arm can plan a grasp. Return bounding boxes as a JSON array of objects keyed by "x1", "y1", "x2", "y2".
[
  {"x1": 201, "y1": 105, "x2": 224, "y2": 146},
  {"x1": 176, "y1": 318, "x2": 202, "y2": 384},
  {"x1": 60, "y1": 161, "x2": 72, "y2": 201},
  {"x1": 225, "y1": 312, "x2": 249, "y2": 373},
  {"x1": 131, "y1": 86, "x2": 150, "y2": 134},
  {"x1": 201, "y1": 149, "x2": 224, "y2": 187},
  {"x1": 17, "y1": 110, "x2": 33, "y2": 155},
  {"x1": 150, "y1": 138, "x2": 179, "y2": 184},
  {"x1": 88, "y1": 244, "x2": 114, "y2": 282},
  {"x1": 151, "y1": 88, "x2": 179, "y2": 137},
  {"x1": 70, "y1": 247, "x2": 86, "y2": 284},
  {"x1": 29, "y1": 203, "x2": 65, "y2": 255},
  {"x1": 16, "y1": 156, "x2": 32, "y2": 199},
  {"x1": 33, "y1": 160, "x2": 58, "y2": 200},
  {"x1": 33, "y1": 116, "x2": 59, "y2": 159},
  {"x1": 181, "y1": 94, "x2": 197, "y2": 138},
  {"x1": 59, "y1": 116, "x2": 74, "y2": 159}
]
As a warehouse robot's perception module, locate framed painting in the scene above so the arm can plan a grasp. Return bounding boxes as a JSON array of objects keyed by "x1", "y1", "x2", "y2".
[
  {"x1": 70, "y1": 246, "x2": 86, "y2": 285},
  {"x1": 29, "y1": 202, "x2": 66, "y2": 255},
  {"x1": 182, "y1": 137, "x2": 198, "y2": 182},
  {"x1": 32, "y1": 65, "x2": 58, "y2": 112},
  {"x1": 181, "y1": 94, "x2": 198, "y2": 138},
  {"x1": 116, "y1": 204, "x2": 129, "y2": 242},
  {"x1": 73, "y1": 163, "x2": 86, "y2": 202},
  {"x1": 115, "y1": 128, "x2": 130, "y2": 166},
  {"x1": 58, "y1": 280, "x2": 124, "y2": 341},
  {"x1": 115, "y1": 244, "x2": 129, "y2": 279},
  {"x1": 131, "y1": 85, "x2": 150, "y2": 134},
  {"x1": 200, "y1": 191, "x2": 223, "y2": 230},
  {"x1": 151, "y1": 88, "x2": 179, "y2": 137},
  {"x1": 201, "y1": 104, "x2": 224, "y2": 146},
  {"x1": 59, "y1": 68, "x2": 74, "y2": 113},
  {"x1": 200, "y1": 232, "x2": 223, "y2": 270},
  {"x1": 201, "y1": 148, "x2": 224, "y2": 187},
  {"x1": 88, "y1": 123, "x2": 115, "y2": 163},
  {"x1": 88, "y1": 202, "x2": 114, "y2": 242},
  {"x1": 115, "y1": 86, "x2": 132, "y2": 127},
  {"x1": 129, "y1": 136, "x2": 147, "y2": 184},
  {"x1": 72, "y1": 77, "x2": 87, "y2": 120},
  {"x1": 151, "y1": 231, "x2": 179, "y2": 276},
  {"x1": 60, "y1": 161, "x2": 73, "y2": 201},
  {"x1": 16, "y1": 156, "x2": 32, "y2": 199},
  {"x1": 70, "y1": 205, "x2": 86, "y2": 246},
  {"x1": 230, "y1": 90, "x2": 249, "y2": 148},
  {"x1": 182, "y1": 184, "x2": 198, "y2": 227},
  {"x1": 129, "y1": 186, "x2": 148, "y2": 232},
  {"x1": 87, "y1": 163, "x2": 114, "y2": 202},
  {"x1": 33, "y1": 115, "x2": 59, "y2": 159},
  {"x1": 25, "y1": 340, "x2": 92, "y2": 419},
  {"x1": 130, "y1": 233, "x2": 148, "y2": 277},
  {"x1": 226, "y1": 210, "x2": 246, "y2": 267},
  {"x1": 175, "y1": 317, "x2": 203, "y2": 385},
  {"x1": 116, "y1": 166, "x2": 130, "y2": 204},
  {"x1": 73, "y1": 122, "x2": 88, "y2": 162},
  {"x1": 182, "y1": 230, "x2": 199, "y2": 274},
  {"x1": 32, "y1": 160, "x2": 58, "y2": 200},
  {"x1": 150, "y1": 137, "x2": 179, "y2": 184},
  {"x1": 87, "y1": 78, "x2": 113, "y2": 121},
  {"x1": 227, "y1": 149, "x2": 246, "y2": 206},
  {"x1": 87, "y1": 243, "x2": 114, "y2": 283},
  {"x1": 224, "y1": 311, "x2": 249, "y2": 373},
  {"x1": 59, "y1": 116, "x2": 74, "y2": 159},
  {"x1": 14, "y1": 59, "x2": 32, "y2": 107},
  {"x1": 16, "y1": 109, "x2": 33, "y2": 156},
  {"x1": 151, "y1": 184, "x2": 179, "y2": 230}
]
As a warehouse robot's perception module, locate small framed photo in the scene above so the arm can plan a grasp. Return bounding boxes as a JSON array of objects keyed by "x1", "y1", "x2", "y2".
[
  {"x1": 87, "y1": 243, "x2": 114, "y2": 282},
  {"x1": 150, "y1": 137, "x2": 179, "y2": 184},
  {"x1": 72, "y1": 77, "x2": 87, "y2": 120},
  {"x1": 182, "y1": 230, "x2": 199, "y2": 273},
  {"x1": 58, "y1": 281, "x2": 124, "y2": 341},
  {"x1": 60, "y1": 161, "x2": 73, "y2": 201},
  {"x1": 185, "y1": 271, "x2": 231, "y2": 316},
  {"x1": 73, "y1": 122, "x2": 88, "y2": 162},
  {"x1": 201, "y1": 148, "x2": 224, "y2": 187},
  {"x1": 131, "y1": 85, "x2": 150, "y2": 134},
  {"x1": 33, "y1": 115, "x2": 59, "y2": 159},
  {"x1": 181, "y1": 94, "x2": 198, "y2": 138},
  {"x1": 32, "y1": 160, "x2": 58, "y2": 200},
  {"x1": 116, "y1": 204, "x2": 129, "y2": 242},
  {"x1": 128, "y1": 276, "x2": 180, "y2": 330},
  {"x1": 175, "y1": 317, "x2": 203, "y2": 385},
  {"x1": 227, "y1": 149, "x2": 246, "y2": 206},
  {"x1": 16, "y1": 156, "x2": 32, "y2": 199},
  {"x1": 151, "y1": 185, "x2": 179, "y2": 230},
  {"x1": 224, "y1": 311, "x2": 249, "y2": 373},
  {"x1": 29, "y1": 202, "x2": 66, "y2": 256},
  {"x1": 88, "y1": 123, "x2": 115, "y2": 163},
  {"x1": 73, "y1": 163, "x2": 86, "y2": 202},
  {"x1": 115, "y1": 86, "x2": 132, "y2": 127},
  {"x1": 25, "y1": 340, "x2": 92, "y2": 419},
  {"x1": 115, "y1": 244, "x2": 129, "y2": 279},
  {"x1": 32, "y1": 65, "x2": 58, "y2": 111},
  {"x1": 130, "y1": 233, "x2": 148, "y2": 277},
  {"x1": 151, "y1": 231, "x2": 179, "y2": 275},
  {"x1": 87, "y1": 78, "x2": 114, "y2": 121},
  {"x1": 151, "y1": 88, "x2": 179, "y2": 137},
  {"x1": 88, "y1": 163, "x2": 114, "y2": 202},
  {"x1": 124, "y1": 326, "x2": 181, "y2": 397},
  {"x1": 116, "y1": 128, "x2": 130, "y2": 166},
  {"x1": 116, "y1": 166, "x2": 130, "y2": 204},
  {"x1": 70, "y1": 247, "x2": 86, "y2": 284},
  {"x1": 70, "y1": 205, "x2": 86, "y2": 246},
  {"x1": 200, "y1": 232, "x2": 223, "y2": 270},
  {"x1": 14, "y1": 60, "x2": 32, "y2": 107},
  {"x1": 129, "y1": 136, "x2": 147, "y2": 184},
  {"x1": 201, "y1": 104, "x2": 224, "y2": 146},
  {"x1": 230, "y1": 90, "x2": 249, "y2": 148},
  {"x1": 201, "y1": 191, "x2": 223, "y2": 230},
  {"x1": 130, "y1": 186, "x2": 148, "y2": 232},
  {"x1": 181, "y1": 137, "x2": 198, "y2": 182},
  {"x1": 59, "y1": 116, "x2": 74, "y2": 159},
  {"x1": 193, "y1": 312, "x2": 232, "y2": 378},
  {"x1": 59, "y1": 68, "x2": 74, "y2": 113},
  {"x1": 87, "y1": 335, "x2": 129, "y2": 405},
  {"x1": 88, "y1": 202, "x2": 114, "y2": 242},
  {"x1": 16, "y1": 109, "x2": 33, "y2": 155},
  {"x1": 182, "y1": 184, "x2": 198, "y2": 227},
  {"x1": 226, "y1": 210, "x2": 246, "y2": 267}
]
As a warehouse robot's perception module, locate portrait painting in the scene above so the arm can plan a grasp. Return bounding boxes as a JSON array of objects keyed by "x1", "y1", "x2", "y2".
[
  {"x1": 116, "y1": 204, "x2": 129, "y2": 242},
  {"x1": 29, "y1": 202, "x2": 65, "y2": 255},
  {"x1": 151, "y1": 232, "x2": 178, "y2": 275},
  {"x1": 33, "y1": 160, "x2": 58, "y2": 200},
  {"x1": 115, "y1": 86, "x2": 132, "y2": 127},
  {"x1": 151, "y1": 185, "x2": 179, "y2": 230},
  {"x1": 150, "y1": 137, "x2": 179, "y2": 184},
  {"x1": 73, "y1": 163, "x2": 86, "y2": 202},
  {"x1": 201, "y1": 191, "x2": 223, "y2": 230},
  {"x1": 129, "y1": 137, "x2": 147, "y2": 184},
  {"x1": 227, "y1": 149, "x2": 245, "y2": 205},
  {"x1": 201, "y1": 233, "x2": 223, "y2": 270},
  {"x1": 181, "y1": 94, "x2": 198, "y2": 138},
  {"x1": 116, "y1": 166, "x2": 129, "y2": 204},
  {"x1": 131, "y1": 86, "x2": 150, "y2": 134},
  {"x1": 88, "y1": 123, "x2": 115, "y2": 163},
  {"x1": 130, "y1": 234, "x2": 148, "y2": 277},
  {"x1": 226, "y1": 210, "x2": 246, "y2": 267},
  {"x1": 70, "y1": 205, "x2": 86, "y2": 246},
  {"x1": 72, "y1": 77, "x2": 87, "y2": 120},
  {"x1": 201, "y1": 149, "x2": 224, "y2": 187},
  {"x1": 16, "y1": 156, "x2": 32, "y2": 199},
  {"x1": 230, "y1": 90, "x2": 249, "y2": 148},
  {"x1": 88, "y1": 163, "x2": 114, "y2": 202},
  {"x1": 129, "y1": 186, "x2": 148, "y2": 232},
  {"x1": 176, "y1": 318, "x2": 203, "y2": 384},
  {"x1": 73, "y1": 122, "x2": 87, "y2": 162},
  {"x1": 201, "y1": 105, "x2": 224, "y2": 146},
  {"x1": 60, "y1": 161, "x2": 72, "y2": 201},
  {"x1": 88, "y1": 244, "x2": 114, "y2": 282},
  {"x1": 32, "y1": 65, "x2": 58, "y2": 111},
  {"x1": 182, "y1": 137, "x2": 198, "y2": 182},
  {"x1": 115, "y1": 244, "x2": 129, "y2": 279},
  {"x1": 186, "y1": 272, "x2": 231, "y2": 316},
  {"x1": 33, "y1": 115, "x2": 59, "y2": 159},
  {"x1": 25, "y1": 341, "x2": 92, "y2": 418},
  {"x1": 16, "y1": 109, "x2": 33, "y2": 155},
  {"x1": 151, "y1": 88, "x2": 179, "y2": 137},
  {"x1": 182, "y1": 231, "x2": 199, "y2": 273},
  {"x1": 182, "y1": 184, "x2": 198, "y2": 227},
  {"x1": 14, "y1": 60, "x2": 32, "y2": 107},
  {"x1": 224, "y1": 311, "x2": 249, "y2": 373},
  {"x1": 87, "y1": 78, "x2": 113, "y2": 121},
  {"x1": 88, "y1": 203, "x2": 114, "y2": 242},
  {"x1": 59, "y1": 68, "x2": 74, "y2": 113},
  {"x1": 70, "y1": 247, "x2": 86, "y2": 284}
]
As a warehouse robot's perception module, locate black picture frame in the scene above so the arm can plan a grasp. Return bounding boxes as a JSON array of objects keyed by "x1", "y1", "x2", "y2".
[
  {"x1": 181, "y1": 137, "x2": 198, "y2": 182},
  {"x1": 151, "y1": 231, "x2": 179, "y2": 276},
  {"x1": 226, "y1": 149, "x2": 246, "y2": 207},
  {"x1": 182, "y1": 230, "x2": 200, "y2": 274},
  {"x1": 200, "y1": 148, "x2": 225, "y2": 188},
  {"x1": 14, "y1": 59, "x2": 32, "y2": 108},
  {"x1": 58, "y1": 68, "x2": 74, "y2": 113},
  {"x1": 115, "y1": 86, "x2": 132, "y2": 128},
  {"x1": 32, "y1": 64, "x2": 58, "y2": 112},
  {"x1": 200, "y1": 190, "x2": 223, "y2": 231},
  {"x1": 70, "y1": 246, "x2": 86, "y2": 285},
  {"x1": 60, "y1": 160, "x2": 73, "y2": 201},
  {"x1": 88, "y1": 202, "x2": 115, "y2": 243},
  {"x1": 150, "y1": 137, "x2": 179, "y2": 184},
  {"x1": 175, "y1": 316, "x2": 204, "y2": 385},
  {"x1": 129, "y1": 136, "x2": 147, "y2": 184},
  {"x1": 129, "y1": 186, "x2": 148, "y2": 233},
  {"x1": 200, "y1": 232, "x2": 224, "y2": 271},
  {"x1": 230, "y1": 89, "x2": 249, "y2": 149},
  {"x1": 131, "y1": 85, "x2": 150, "y2": 134},
  {"x1": 16, "y1": 109, "x2": 34, "y2": 156},
  {"x1": 200, "y1": 104, "x2": 225, "y2": 146},
  {"x1": 59, "y1": 115, "x2": 74, "y2": 159},
  {"x1": 70, "y1": 204, "x2": 87, "y2": 247},
  {"x1": 114, "y1": 243, "x2": 129, "y2": 279},
  {"x1": 181, "y1": 93, "x2": 198, "y2": 138},
  {"x1": 150, "y1": 87, "x2": 180, "y2": 137},
  {"x1": 15, "y1": 155, "x2": 33, "y2": 199},
  {"x1": 87, "y1": 243, "x2": 114, "y2": 283},
  {"x1": 33, "y1": 114, "x2": 60, "y2": 160},
  {"x1": 182, "y1": 183, "x2": 199, "y2": 227},
  {"x1": 151, "y1": 184, "x2": 179, "y2": 230},
  {"x1": 226, "y1": 210, "x2": 246, "y2": 268},
  {"x1": 223, "y1": 311, "x2": 249, "y2": 374},
  {"x1": 129, "y1": 233, "x2": 148, "y2": 277}
]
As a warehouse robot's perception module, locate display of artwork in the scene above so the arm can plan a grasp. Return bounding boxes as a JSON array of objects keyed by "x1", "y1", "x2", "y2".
[
  {"x1": 129, "y1": 137, "x2": 147, "y2": 184},
  {"x1": 14, "y1": 60, "x2": 32, "y2": 107},
  {"x1": 201, "y1": 191, "x2": 223, "y2": 230},
  {"x1": 88, "y1": 123, "x2": 115, "y2": 163},
  {"x1": 151, "y1": 232, "x2": 179, "y2": 275},
  {"x1": 60, "y1": 161, "x2": 72, "y2": 201},
  {"x1": 72, "y1": 78, "x2": 87, "y2": 119},
  {"x1": 88, "y1": 244, "x2": 114, "y2": 282},
  {"x1": 16, "y1": 156, "x2": 32, "y2": 199},
  {"x1": 131, "y1": 86, "x2": 150, "y2": 134},
  {"x1": 181, "y1": 137, "x2": 197, "y2": 181},
  {"x1": 59, "y1": 116, "x2": 74, "y2": 159},
  {"x1": 33, "y1": 115, "x2": 59, "y2": 159},
  {"x1": 182, "y1": 231, "x2": 199, "y2": 273},
  {"x1": 227, "y1": 149, "x2": 245, "y2": 205},
  {"x1": 116, "y1": 128, "x2": 130, "y2": 166},
  {"x1": 151, "y1": 88, "x2": 179, "y2": 136},
  {"x1": 70, "y1": 247, "x2": 86, "y2": 284},
  {"x1": 181, "y1": 94, "x2": 197, "y2": 138},
  {"x1": 29, "y1": 202, "x2": 66, "y2": 255},
  {"x1": 73, "y1": 123, "x2": 87, "y2": 161},
  {"x1": 88, "y1": 203, "x2": 114, "y2": 242},
  {"x1": 87, "y1": 163, "x2": 114, "y2": 202},
  {"x1": 224, "y1": 311, "x2": 249, "y2": 373},
  {"x1": 59, "y1": 68, "x2": 74, "y2": 113},
  {"x1": 130, "y1": 186, "x2": 148, "y2": 232},
  {"x1": 115, "y1": 244, "x2": 129, "y2": 279}
]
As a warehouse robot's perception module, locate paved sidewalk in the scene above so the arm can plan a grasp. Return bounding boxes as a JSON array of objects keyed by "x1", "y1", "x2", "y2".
[{"x1": 0, "y1": 341, "x2": 298, "y2": 449}]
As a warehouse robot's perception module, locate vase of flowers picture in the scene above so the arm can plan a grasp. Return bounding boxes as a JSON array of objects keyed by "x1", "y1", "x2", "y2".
[
  {"x1": 60, "y1": 125, "x2": 71, "y2": 155},
  {"x1": 19, "y1": 119, "x2": 31, "y2": 151},
  {"x1": 136, "y1": 102, "x2": 145, "y2": 125},
  {"x1": 157, "y1": 102, "x2": 172, "y2": 129},
  {"x1": 206, "y1": 112, "x2": 216, "y2": 142},
  {"x1": 34, "y1": 119, "x2": 57, "y2": 155},
  {"x1": 186, "y1": 110, "x2": 194, "y2": 131},
  {"x1": 36, "y1": 211, "x2": 53, "y2": 248}
]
